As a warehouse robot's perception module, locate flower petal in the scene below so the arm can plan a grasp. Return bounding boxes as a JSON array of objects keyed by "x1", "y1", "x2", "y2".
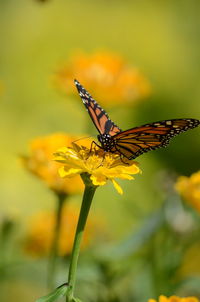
[
  {"x1": 118, "y1": 174, "x2": 134, "y2": 180},
  {"x1": 59, "y1": 166, "x2": 83, "y2": 178},
  {"x1": 112, "y1": 179, "x2": 123, "y2": 195},
  {"x1": 90, "y1": 174, "x2": 107, "y2": 186}
]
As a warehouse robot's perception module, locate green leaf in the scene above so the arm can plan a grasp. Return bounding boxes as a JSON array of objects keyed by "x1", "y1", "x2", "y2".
[{"x1": 35, "y1": 284, "x2": 69, "y2": 302}]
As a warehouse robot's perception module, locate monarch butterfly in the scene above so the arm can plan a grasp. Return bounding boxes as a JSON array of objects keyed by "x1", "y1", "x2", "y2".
[{"x1": 74, "y1": 79, "x2": 200, "y2": 160}]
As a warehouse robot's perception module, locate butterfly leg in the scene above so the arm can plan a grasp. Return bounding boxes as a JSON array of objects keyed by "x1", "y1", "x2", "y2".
[
  {"x1": 89, "y1": 140, "x2": 102, "y2": 153},
  {"x1": 119, "y1": 155, "x2": 130, "y2": 165},
  {"x1": 88, "y1": 141, "x2": 106, "y2": 168}
]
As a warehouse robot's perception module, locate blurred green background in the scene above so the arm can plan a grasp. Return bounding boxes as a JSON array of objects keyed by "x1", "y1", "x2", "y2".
[{"x1": 1, "y1": 1, "x2": 200, "y2": 302}]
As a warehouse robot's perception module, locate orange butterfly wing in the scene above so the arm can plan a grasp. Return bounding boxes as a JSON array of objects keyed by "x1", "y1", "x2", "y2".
[
  {"x1": 74, "y1": 80, "x2": 121, "y2": 136},
  {"x1": 112, "y1": 119, "x2": 200, "y2": 159}
]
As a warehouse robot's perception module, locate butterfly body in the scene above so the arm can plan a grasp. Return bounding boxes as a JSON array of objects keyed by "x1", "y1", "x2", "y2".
[
  {"x1": 74, "y1": 79, "x2": 200, "y2": 160},
  {"x1": 97, "y1": 134, "x2": 116, "y2": 152}
]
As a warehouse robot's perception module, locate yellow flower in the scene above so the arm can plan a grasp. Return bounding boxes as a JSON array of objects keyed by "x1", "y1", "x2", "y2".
[
  {"x1": 179, "y1": 241, "x2": 200, "y2": 277},
  {"x1": 53, "y1": 51, "x2": 151, "y2": 106},
  {"x1": 175, "y1": 171, "x2": 200, "y2": 213},
  {"x1": 21, "y1": 133, "x2": 92, "y2": 195},
  {"x1": 24, "y1": 204, "x2": 98, "y2": 257},
  {"x1": 148, "y1": 295, "x2": 199, "y2": 302},
  {"x1": 54, "y1": 142, "x2": 141, "y2": 194}
]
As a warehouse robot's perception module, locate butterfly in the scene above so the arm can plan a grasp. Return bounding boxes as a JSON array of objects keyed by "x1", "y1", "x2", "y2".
[{"x1": 74, "y1": 79, "x2": 200, "y2": 160}]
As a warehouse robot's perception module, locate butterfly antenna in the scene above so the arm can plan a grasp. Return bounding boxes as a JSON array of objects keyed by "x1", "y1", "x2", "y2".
[{"x1": 72, "y1": 136, "x2": 92, "y2": 143}]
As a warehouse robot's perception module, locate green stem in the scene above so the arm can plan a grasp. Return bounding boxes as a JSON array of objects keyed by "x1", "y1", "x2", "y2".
[
  {"x1": 67, "y1": 174, "x2": 97, "y2": 302},
  {"x1": 48, "y1": 193, "x2": 66, "y2": 289}
]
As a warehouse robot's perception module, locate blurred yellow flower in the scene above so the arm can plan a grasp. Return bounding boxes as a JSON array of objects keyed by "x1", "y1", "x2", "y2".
[
  {"x1": 22, "y1": 133, "x2": 92, "y2": 195},
  {"x1": 179, "y1": 241, "x2": 200, "y2": 277},
  {"x1": 148, "y1": 295, "x2": 199, "y2": 302},
  {"x1": 24, "y1": 204, "x2": 97, "y2": 257},
  {"x1": 54, "y1": 142, "x2": 141, "y2": 194},
  {"x1": 175, "y1": 171, "x2": 200, "y2": 212},
  {"x1": 53, "y1": 51, "x2": 151, "y2": 106}
]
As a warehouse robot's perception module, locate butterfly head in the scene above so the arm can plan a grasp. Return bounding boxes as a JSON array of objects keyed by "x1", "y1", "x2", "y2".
[{"x1": 97, "y1": 134, "x2": 116, "y2": 152}]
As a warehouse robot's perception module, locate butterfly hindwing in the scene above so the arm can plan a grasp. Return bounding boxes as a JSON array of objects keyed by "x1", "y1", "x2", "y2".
[
  {"x1": 74, "y1": 80, "x2": 121, "y2": 136},
  {"x1": 113, "y1": 119, "x2": 200, "y2": 159}
]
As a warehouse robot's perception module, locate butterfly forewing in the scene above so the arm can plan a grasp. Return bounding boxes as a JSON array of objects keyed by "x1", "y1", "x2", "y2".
[
  {"x1": 113, "y1": 119, "x2": 200, "y2": 159},
  {"x1": 74, "y1": 80, "x2": 121, "y2": 135}
]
